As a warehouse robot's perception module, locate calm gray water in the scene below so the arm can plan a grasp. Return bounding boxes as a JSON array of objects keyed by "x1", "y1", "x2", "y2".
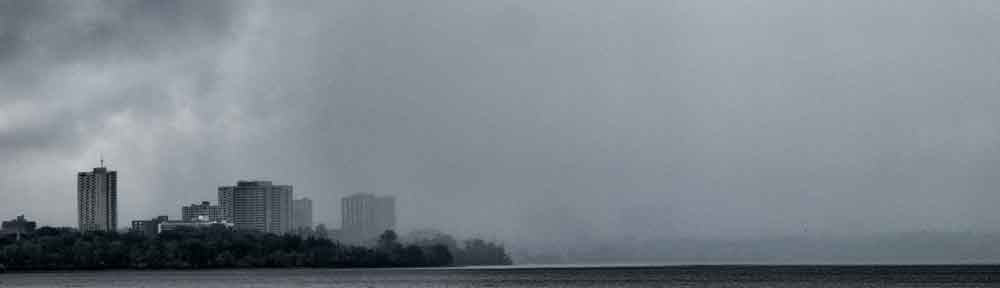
[{"x1": 2, "y1": 265, "x2": 1000, "y2": 287}]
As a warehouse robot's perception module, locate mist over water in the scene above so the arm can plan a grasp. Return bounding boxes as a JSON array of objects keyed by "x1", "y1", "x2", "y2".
[{"x1": 2, "y1": 0, "x2": 1000, "y2": 263}]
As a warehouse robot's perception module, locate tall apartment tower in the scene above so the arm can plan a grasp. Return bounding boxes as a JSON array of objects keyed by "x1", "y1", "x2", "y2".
[
  {"x1": 78, "y1": 165, "x2": 117, "y2": 233},
  {"x1": 293, "y1": 198, "x2": 313, "y2": 230},
  {"x1": 218, "y1": 181, "x2": 293, "y2": 234},
  {"x1": 341, "y1": 193, "x2": 396, "y2": 243}
]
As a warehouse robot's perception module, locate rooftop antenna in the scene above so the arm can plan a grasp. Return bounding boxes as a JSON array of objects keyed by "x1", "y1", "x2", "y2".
[{"x1": 100, "y1": 153, "x2": 104, "y2": 168}]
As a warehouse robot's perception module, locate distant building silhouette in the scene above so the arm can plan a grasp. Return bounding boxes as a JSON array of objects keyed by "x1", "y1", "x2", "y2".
[
  {"x1": 78, "y1": 165, "x2": 117, "y2": 233},
  {"x1": 130, "y1": 216, "x2": 168, "y2": 237},
  {"x1": 293, "y1": 198, "x2": 313, "y2": 230},
  {"x1": 1, "y1": 215, "x2": 37, "y2": 236},
  {"x1": 182, "y1": 201, "x2": 223, "y2": 222},
  {"x1": 341, "y1": 193, "x2": 395, "y2": 243},
  {"x1": 218, "y1": 180, "x2": 293, "y2": 234}
]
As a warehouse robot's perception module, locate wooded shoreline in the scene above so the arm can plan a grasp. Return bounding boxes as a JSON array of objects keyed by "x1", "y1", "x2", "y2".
[{"x1": 0, "y1": 226, "x2": 511, "y2": 271}]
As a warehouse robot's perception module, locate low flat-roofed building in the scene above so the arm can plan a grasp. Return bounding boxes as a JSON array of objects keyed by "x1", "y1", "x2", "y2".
[
  {"x1": 130, "y1": 216, "x2": 169, "y2": 237},
  {"x1": 158, "y1": 220, "x2": 234, "y2": 233}
]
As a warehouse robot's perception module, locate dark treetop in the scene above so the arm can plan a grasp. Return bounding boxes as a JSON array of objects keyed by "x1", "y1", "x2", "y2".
[{"x1": 0, "y1": 226, "x2": 510, "y2": 271}]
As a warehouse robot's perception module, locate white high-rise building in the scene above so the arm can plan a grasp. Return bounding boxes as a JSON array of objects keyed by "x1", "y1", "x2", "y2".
[
  {"x1": 218, "y1": 181, "x2": 293, "y2": 234},
  {"x1": 78, "y1": 165, "x2": 117, "y2": 233},
  {"x1": 341, "y1": 193, "x2": 395, "y2": 243}
]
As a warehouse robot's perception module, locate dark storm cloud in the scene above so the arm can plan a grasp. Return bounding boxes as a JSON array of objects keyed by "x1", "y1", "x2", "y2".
[
  {"x1": 0, "y1": 0, "x2": 245, "y2": 224},
  {"x1": 2, "y1": 0, "x2": 1000, "y2": 259},
  {"x1": 0, "y1": 0, "x2": 242, "y2": 152},
  {"x1": 0, "y1": 1, "x2": 239, "y2": 94}
]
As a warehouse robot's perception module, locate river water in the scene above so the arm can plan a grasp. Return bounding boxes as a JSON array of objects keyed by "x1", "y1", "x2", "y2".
[{"x1": 2, "y1": 265, "x2": 999, "y2": 287}]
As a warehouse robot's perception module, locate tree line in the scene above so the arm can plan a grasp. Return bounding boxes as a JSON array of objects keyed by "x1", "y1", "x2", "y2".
[
  {"x1": 405, "y1": 229, "x2": 514, "y2": 266},
  {"x1": 0, "y1": 225, "x2": 511, "y2": 271}
]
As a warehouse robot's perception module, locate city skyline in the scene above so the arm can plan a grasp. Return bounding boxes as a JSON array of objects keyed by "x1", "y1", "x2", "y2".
[
  {"x1": 4, "y1": 1, "x2": 1000, "y2": 263},
  {"x1": 63, "y1": 160, "x2": 379, "y2": 235}
]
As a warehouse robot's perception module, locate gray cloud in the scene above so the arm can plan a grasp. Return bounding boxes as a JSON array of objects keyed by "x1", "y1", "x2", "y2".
[
  {"x1": 0, "y1": 0, "x2": 244, "y2": 224},
  {"x1": 2, "y1": 0, "x2": 1000, "y2": 255}
]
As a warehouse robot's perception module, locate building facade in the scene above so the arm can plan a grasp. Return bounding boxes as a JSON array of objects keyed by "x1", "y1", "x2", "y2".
[
  {"x1": 293, "y1": 198, "x2": 313, "y2": 230},
  {"x1": 218, "y1": 181, "x2": 293, "y2": 234},
  {"x1": 341, "y1": 193, "x2": 396, "y2": 243},
  {"x1": 130, "y1": 216, "x2": 168, "y2": 237},
  {"x1": 1, "y1": 215, "x2": 37, "y2": 235},
  {"x1": 182, "y1": 201, "x2": 223, "y2": 222},
  {"x1": 78, "y1": 166, "x2": 117, "y2": 233},
  {"x1": 158, "y1": 220, "x2": 234, "y2": 233}
]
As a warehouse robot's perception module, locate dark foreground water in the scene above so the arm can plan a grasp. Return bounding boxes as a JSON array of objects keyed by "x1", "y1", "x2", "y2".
[{"x1": 3, "y1": 265, "x2": 1000, "y2": 287}]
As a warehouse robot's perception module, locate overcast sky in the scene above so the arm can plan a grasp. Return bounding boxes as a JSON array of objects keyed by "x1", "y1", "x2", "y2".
[{"x1": 2, "y1": 0, "x2": 1000, "y2": 247}]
